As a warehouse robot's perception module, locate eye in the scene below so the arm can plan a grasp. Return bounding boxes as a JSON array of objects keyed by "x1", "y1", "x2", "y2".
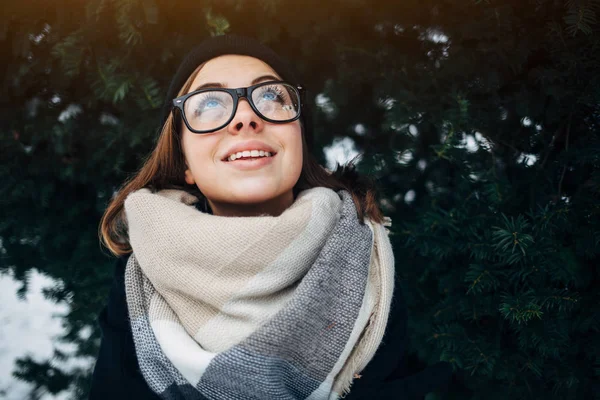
[
  {"x1": 262, "y1": 91, "x2": 278, "y2": 101},
  {"x1": 203, "y1": 99, "x2": 220, "y2": 109},
  {"x1": 256, "y1": 85, "x2": 286, "y2": 104},
  {"x1": 193, "y1": 94, "x2": 228, "y2": 116},
  {"x1": 198, "y1": 96, "x2": 223, "y2": 111}
]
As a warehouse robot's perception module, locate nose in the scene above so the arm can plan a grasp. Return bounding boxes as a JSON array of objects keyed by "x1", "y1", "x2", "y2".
[{"x1": 228, "y1": 98, "x2": 264, "y2": 133}]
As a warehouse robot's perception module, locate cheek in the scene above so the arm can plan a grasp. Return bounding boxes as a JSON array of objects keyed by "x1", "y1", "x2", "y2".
[
  {"x1": 182, "y1": 131, "x2": 220, "y2": 172},
  {"x1": 285, "y1": 128, "x2": 304, "y2": 175}
]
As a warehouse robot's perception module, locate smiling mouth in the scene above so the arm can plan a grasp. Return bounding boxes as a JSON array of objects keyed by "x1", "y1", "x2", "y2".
[{"x1": 222, "y1": 153, "x2": 277, "y2": 162}]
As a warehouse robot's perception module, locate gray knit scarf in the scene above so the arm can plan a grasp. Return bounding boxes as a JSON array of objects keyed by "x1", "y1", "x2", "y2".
[{"x1": 123, "y1": 186, "x2": 395, "y2": 400}]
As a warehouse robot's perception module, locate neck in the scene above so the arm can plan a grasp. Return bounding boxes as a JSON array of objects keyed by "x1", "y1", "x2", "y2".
[{"x1": 207, "y1": 190, "x2": 295, "y2": 217}]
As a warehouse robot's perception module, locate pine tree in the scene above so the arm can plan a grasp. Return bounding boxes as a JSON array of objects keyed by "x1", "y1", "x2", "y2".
[{"x1": 1, "y1": 0, "x2": 598, "y2": 398}]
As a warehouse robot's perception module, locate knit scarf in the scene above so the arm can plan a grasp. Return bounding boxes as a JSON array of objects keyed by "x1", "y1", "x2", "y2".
[{"x1": 123, "y1": 186, "x2": 395, "y2": 400}]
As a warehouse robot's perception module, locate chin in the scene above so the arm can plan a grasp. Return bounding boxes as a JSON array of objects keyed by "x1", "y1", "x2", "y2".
[{"x1": 230, "y1": 189, "x2": 281, "y2": 204}]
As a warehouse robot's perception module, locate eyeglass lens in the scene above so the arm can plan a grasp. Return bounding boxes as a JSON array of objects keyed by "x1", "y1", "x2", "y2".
[{"x1": 183, "y1": 83, "x2": 300, "y2": 132}]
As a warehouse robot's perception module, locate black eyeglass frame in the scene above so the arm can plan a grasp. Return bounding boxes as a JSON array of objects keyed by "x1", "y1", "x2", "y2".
[{"x1": 171, "y1": 80, "x2": 304, "y2": 134}]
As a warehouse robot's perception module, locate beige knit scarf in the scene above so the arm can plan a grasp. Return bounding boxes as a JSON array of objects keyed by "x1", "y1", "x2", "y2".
[{"x1": 124, "y1": 186, "x2": 395, "y2": 399}]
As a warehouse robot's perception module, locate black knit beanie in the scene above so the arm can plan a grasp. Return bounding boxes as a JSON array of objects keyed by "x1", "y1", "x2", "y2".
[{"x1": 160, "y1": 34, "x2": 313, "y2": 148}]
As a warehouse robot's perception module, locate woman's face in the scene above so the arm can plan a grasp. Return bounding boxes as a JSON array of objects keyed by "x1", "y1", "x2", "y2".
[{"x1": 181, "y1": 54, "x2": 303, "y2": 217}]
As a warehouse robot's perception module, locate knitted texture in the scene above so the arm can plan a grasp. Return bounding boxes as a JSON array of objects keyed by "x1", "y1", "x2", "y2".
[{"x1": 123, "y1": 186, "x2": 395, "y2": 399}]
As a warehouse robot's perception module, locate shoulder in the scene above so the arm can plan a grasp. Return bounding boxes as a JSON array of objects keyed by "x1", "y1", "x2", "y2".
[
  {"x1": 102, "y1": 253, "x2": 132, "y2": 330},
  {"x1": 91, "y1": 253, "x2": 161, "y2": 399},
  {"x1": 373, "y1": 277, "x2": 409, "y2": 367},
  {"x1": 344, "y1": 280, "x2": 408, "y2": 398},
  {"x1": 117, "y1": 252, "x2": 131, "y2": 271}
]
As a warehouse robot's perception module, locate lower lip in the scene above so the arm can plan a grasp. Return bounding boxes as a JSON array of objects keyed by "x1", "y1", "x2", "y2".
[{"x1": 223, "y1": 154, "x2": 276, "y2": 170}]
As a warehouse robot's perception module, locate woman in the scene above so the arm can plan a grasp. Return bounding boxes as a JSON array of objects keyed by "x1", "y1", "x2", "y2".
[{"x1": 90, "y1": 34, "x2": 452, "y2": 400}]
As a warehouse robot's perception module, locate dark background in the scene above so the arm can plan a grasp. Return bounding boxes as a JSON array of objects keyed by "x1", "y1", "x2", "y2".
[{"x1": 1, "y1": 0, "x2": 598, "y2": 399}]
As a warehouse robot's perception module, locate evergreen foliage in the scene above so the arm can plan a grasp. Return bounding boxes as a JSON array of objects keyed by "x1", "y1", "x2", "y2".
[{"x1": 1, "y1": 0, "x2": 598, "y2": 399}]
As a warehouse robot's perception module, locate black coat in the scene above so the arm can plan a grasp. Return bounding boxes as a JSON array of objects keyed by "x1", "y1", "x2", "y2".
[{"x1": 89, "y1": 254, "x2": 452, "y2": 400}]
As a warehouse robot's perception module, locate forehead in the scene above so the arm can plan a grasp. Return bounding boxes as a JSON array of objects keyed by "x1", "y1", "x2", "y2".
[{"x1": 190, "y1": 55, "x2": 281, "y2": 90}]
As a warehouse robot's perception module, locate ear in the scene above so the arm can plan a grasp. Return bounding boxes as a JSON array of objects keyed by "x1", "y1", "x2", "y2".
[{"x1": 184, "y1": 168, "x2": 195, "y2": 185}]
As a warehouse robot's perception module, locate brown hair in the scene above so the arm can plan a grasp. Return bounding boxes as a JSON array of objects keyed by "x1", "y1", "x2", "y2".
[{"x1": 99, "y1": 63, "x2": 385, "y2": 256}]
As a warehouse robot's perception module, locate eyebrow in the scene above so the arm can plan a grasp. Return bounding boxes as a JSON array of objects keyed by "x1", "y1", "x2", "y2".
[{"x1": 192, "y1": 74, "x2": 281, "y2": 91}]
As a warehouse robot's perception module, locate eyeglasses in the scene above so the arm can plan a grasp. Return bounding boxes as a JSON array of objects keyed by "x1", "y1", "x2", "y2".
[{"x1": 172, "y1": 80, "x2": 304, "y2": 134}]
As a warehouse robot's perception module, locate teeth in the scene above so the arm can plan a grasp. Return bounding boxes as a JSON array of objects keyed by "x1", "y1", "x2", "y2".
[{"x1": 228, "y1": 150, "x2": 273, "y2": 162}]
